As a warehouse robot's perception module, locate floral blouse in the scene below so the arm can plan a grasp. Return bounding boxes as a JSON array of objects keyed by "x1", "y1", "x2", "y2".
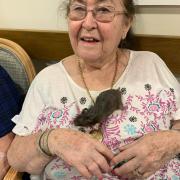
[{"x1": 12, "y1": 51, "x2": 180, "y2": 180}]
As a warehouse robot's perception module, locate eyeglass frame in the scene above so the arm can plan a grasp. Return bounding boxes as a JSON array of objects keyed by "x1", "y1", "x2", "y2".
[{"x1": 68, "y1": 4, "x2": 128, "y2": 23}]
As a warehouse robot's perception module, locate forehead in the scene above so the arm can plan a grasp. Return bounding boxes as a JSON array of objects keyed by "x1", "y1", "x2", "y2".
[{"x1": 71, "y1": 0, "x2": 121, "y2": 5}]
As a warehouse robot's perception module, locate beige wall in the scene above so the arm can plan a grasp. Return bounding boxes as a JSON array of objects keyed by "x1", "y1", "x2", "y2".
[
  {"x1": 133, "y1": 6, "x2": 180, "y2": 36},
  {"x1": 0, "y1": 0, "x2": 68, "y2": 31},
  {"x1": 0, "y1": 0, "x2": 180, "y2": 36}
]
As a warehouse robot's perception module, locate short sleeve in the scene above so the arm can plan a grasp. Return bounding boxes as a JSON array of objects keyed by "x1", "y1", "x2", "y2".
[
  {"x1": 12, "y1": 74, "x2": 46, "y2": 136},
  {"x1": 151, "y1": 53, "x2": 180, "y2": 121}
]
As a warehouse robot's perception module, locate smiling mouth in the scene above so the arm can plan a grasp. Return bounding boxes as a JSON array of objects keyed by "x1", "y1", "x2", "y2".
[{"x1": 80, "y1": 37, "x2": 100, "y2": 43}]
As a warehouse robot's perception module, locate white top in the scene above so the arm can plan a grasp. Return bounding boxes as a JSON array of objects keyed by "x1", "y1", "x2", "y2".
[{"x1": 12, "y1": 50, "x2": 180, "y2": 180}]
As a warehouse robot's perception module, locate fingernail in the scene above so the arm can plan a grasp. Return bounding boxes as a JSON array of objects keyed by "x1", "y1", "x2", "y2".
[{"x1": 111, "y1": 170, "x2": 116, "y2": 175}]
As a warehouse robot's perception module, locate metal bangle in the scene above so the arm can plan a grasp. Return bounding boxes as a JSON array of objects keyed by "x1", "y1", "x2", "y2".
[{"x1": 36, "y1": 129, "x2": 54, "y2": 158}]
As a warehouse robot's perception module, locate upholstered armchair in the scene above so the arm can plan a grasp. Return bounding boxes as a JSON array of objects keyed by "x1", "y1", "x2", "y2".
[{"x1": 0, "y1": 38, "x2": 36, "y2": 180}]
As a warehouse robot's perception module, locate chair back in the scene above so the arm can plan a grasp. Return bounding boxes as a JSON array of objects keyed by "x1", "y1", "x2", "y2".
[
  {"x1": 0, "y1": 38, "x2": 36, "y2": 95},
  {"x1": 0, "y1": 38, "x2": 36, "y2": 180}
]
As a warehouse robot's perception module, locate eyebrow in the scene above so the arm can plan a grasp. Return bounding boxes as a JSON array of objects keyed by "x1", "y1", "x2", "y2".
[
  {"x1": 71, "y1": 0, "x2": 114, "y2": 5},
  {"x1": 97, "y1": 0, "x2": 114, "y2": 3}
]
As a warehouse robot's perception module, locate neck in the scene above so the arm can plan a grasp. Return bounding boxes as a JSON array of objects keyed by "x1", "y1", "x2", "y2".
[
  {"x1": 78, "y1": 51, "x2": 118, "y2": 72},
  {"x1": 77, "y1": 50, "x2": 119, "y2": 104}
]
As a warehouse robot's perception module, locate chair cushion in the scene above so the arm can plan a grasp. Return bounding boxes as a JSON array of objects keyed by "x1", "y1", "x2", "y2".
[{"x1": 0, "y1": 47, "x2": 30, "y2": 94}]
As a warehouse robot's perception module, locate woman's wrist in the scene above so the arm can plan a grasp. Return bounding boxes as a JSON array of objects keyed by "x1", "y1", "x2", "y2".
[
  {"x1": 47, "y1": 128, "x2": 60, "y2": 156},
  {"x1": 169, "y1": 129, "x2": 180, "y2": 156},
  {"x1": 36, "y1": 129, "x2": 55, "y2": 158},
  {"x1": 47, "y1": 128, "x2": 74, "y2": 156}
]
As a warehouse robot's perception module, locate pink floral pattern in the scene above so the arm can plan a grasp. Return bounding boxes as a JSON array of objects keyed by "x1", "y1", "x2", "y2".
[{"x1": 34, "y1": 87, "x2": 179, "y2": 179}]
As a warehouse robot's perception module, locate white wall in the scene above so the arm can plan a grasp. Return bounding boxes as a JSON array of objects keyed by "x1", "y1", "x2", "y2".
[
  {"x1": 0, "y1": 0, "x2": 180, "y2": 36},
  {"x1": 133, "y1": 6, "x2": 180, "y2": 36},
  {"x1": 0, "y1": 0, "x2": 68, "y2": 31}
]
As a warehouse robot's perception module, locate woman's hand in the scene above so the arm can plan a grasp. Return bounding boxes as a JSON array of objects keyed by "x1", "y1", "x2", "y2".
[
  {"x1": 48, "y1": 128, "x2": 114, "y2": 179},
  {"x1": 111, "y1": 130, "x2": 180, "y2": 179}
]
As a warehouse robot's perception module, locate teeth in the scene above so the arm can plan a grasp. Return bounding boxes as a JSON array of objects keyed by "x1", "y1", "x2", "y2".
[{"x1": 83, "y1": 37, "x2": 96, "y2": 42}]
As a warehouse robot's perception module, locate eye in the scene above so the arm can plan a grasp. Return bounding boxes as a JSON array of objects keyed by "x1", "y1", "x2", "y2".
[
  {"x1": 96, "y1": 6, "x2": 112, "y2": 14},
  {"x1": 71, "y1": 5, "x2": 86, "y2": 12}
]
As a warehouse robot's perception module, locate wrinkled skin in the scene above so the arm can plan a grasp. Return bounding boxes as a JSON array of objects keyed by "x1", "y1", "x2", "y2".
[
  {"x1": 49, "y1": 128, "x2": 114, "y2": 179},
  {"x1": 0, "y1": 132, "x2": 14, "y2": 179},
  {"x1": 111, "y1": 130, "x2": 180, "y2": 179}
]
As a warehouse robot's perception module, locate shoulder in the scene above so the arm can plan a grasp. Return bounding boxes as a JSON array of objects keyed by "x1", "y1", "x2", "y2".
[
  {"x1": 34, "y1": 60, "x2": 64, "y2": 83},
  {"x1": 128, "y1": 50, "x2": 178, "y2": 84},
  {"x1": 36, "y1": 55, "x2": 76, "y2": 80},
  {"x1": 131, "y1": 50, "x2": 162, "y2": 61},
  {"x1": 130, "y1": 50, "x2": 165, "y2": 67},
  {"x1": 37, "y1": 55, "x2": 75, "y2": 76},
  {"x1": 30, "y1": 55, "x2": 76, "y2": 88},
  {"x1": 127, "y1": 50, "x2": 174, "y2": 80}
]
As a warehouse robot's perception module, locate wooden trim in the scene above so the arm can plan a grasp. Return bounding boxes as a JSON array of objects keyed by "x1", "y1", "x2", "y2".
[
  {"x1": 0, "y1": 38, "x2": 36, "y2": 82},
  {"x1": 0, "y1": 29, "x2": 180, "y2": 75},
  {"x1": 3, "y1": 167, "x2": 22, "y2": 180},
  {"x1": 0, "y1": 29, "x2": 73, "y2": 61}
]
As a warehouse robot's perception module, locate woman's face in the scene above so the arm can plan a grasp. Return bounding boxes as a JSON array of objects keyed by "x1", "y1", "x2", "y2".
[{"x1": 68, "y1": 0, "x2": 131, "y2": 62}]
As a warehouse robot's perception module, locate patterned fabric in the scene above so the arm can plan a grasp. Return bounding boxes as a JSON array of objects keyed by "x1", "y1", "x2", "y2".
[
  {"x1": 0, "y1": 47, "x2": 29, "y2": 94},
  {"x1": 0, "y1": 65, "x2": 23, "y2": 137},
  {"x1": 12, "y1": 51, "x2": 180, "y2": 180}
]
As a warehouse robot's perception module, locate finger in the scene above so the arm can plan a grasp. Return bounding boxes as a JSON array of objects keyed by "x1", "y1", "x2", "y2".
[
  {"x1": 119, "y1": 138, "x2": 141, "y2": 151},
  {"x1": 76, "y1": 163, "x2": 92, "y2": 179},
  {"x1": 142, "y1": 171, "x2": 154, "y2": 179},
  {"x1": 92, "y1": 151, "x2": 111, "y2": 173},
  {"x1": 110, "y1": 148, "x2": 135, "y2": 167},
  {"x1": 125, "y1": 172, "x2": 143, "y2": 180},
  {"x1": 137, "y1": 166, "x2": 145, "y2": 175},
  {"x1": 113, "y1": 157, "x2": 140, "y2": 176},
  {"x1": 124, "y1": 173, "x2": 137, "y2": 180},
  {"x1": 86, "y1": 161, "x2": 103, "y2": 179},
  {"x1": 119, "y1": 143, "x2": 135, "y2": 151},
  {"x1": 117, "y1": 172, "x2": 143, "y2": 180},
  {"x1": 95, "y1": 143, "x2": 114, "y2": 161}
]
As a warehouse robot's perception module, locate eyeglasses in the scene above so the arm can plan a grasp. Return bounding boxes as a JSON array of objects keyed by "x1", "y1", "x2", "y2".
[{"x1": 68, "y1": 4, "x2": 127, "y2": 23}]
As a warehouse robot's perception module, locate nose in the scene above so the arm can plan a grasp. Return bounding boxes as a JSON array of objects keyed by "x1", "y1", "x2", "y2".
[{"x1": 82, "y1": 10, "x2": 97, "y2": 30}]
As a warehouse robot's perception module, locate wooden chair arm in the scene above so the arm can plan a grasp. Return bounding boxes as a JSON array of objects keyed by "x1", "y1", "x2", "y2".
[{"x1": 3, "y1": 167, "x2": 23, "y2": 180}]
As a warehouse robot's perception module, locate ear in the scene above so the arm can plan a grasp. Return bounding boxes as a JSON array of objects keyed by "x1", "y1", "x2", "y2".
[
  {"x1": 122, "y1": 32, "x2": 127, "y2": 40},
  {"x1": 123, "y1": 17, "x2": 133, "y2": 39}
]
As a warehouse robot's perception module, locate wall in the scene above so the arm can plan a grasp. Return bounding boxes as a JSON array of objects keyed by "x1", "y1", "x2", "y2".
[
  {"x1": 0, "y1": 0, "x2": 68, "y2": 31},
  {"x1": 0, "y1": 0, "x2": 180, "y2": 36},
  {"x1": 134, "y1": 6, "x2": 180, "y2": 36}
]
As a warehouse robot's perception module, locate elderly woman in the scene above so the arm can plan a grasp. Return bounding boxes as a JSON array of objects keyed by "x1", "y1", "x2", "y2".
[{"x1": 8, "y1": 0, "x2": 180, "y2": 179}]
